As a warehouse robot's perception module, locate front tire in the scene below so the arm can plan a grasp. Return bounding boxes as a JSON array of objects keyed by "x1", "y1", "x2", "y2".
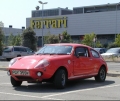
[
  {"x1": 10, "y1": 76, "x2": 22, "y2": 87},
  {"x1": 53, "y1": 69, "x2": 67, "y2": 89},
  {"x1": 95, "y1": 67, "x2": 106, "y2": 82}
]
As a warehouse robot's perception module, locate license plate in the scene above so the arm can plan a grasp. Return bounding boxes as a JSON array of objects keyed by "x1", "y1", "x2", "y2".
[{"x1": 12, "y1": 70, "x2": 30, "y2": 76}]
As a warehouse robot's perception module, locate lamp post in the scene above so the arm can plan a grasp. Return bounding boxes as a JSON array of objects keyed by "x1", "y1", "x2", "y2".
[{"x1": 38, "y1": 1, "x2": 48, "y2": 47}]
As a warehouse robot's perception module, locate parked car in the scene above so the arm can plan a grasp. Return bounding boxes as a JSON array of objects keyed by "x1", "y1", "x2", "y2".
[
  {"x1": 101, "y1": 47, "x2": 120, "y2": 58},
  {"x1": 2, "y1": 46, "x2": 34, "y2": 61},
  {"x1": 7, "y1": 43, "x2": 108, "y2": 89},
  {"x1": 94, "y1": 48, "x2": 106, "y2": 54}
]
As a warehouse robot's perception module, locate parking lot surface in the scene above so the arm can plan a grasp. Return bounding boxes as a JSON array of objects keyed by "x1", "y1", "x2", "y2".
[{"x1": 0, "y1": 71, "x2": 120, "y2": 100}]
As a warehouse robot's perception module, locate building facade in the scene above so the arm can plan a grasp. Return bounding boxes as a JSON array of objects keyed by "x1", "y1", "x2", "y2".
[{"x1": 26, "y1": 3, "x2": 120, "y2": 47}]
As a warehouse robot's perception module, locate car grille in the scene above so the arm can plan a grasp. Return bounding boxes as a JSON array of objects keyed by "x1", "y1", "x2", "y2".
[{"x1": 15, "y1": 76, "x2": 34, "y2": 81}]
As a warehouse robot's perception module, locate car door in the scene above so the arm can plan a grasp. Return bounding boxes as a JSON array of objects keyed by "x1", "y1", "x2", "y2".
[
  {"x1": 73, "y1": 46, "x2": 93, "y2": 76},
  {"x1": 19, "y1": 47, "x2": 28, "y2": 56},
  {"x1": 90, "y1": 49, "x2": 101, "y2": 74}
]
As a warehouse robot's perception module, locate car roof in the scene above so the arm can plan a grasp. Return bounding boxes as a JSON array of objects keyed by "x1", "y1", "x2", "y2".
[
  {"x1": 45, "y1": 43, "x2": 92, "y2": 48},
  {"x1": 6, "y1": 46, "x2": 29, "y2": 48}
]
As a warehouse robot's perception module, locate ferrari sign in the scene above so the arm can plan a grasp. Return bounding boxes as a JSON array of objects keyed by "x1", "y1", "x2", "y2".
[{"x1": 30, "y1": 17, "x2": 67, "y2": 29}]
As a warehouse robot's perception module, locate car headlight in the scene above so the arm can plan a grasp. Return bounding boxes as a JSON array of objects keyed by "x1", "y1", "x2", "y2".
[
  {"x1": 9, "y1": 58, "x2": 18, "y2": 67},
  {"x1": 34, "y1": 59, "x2": 50, "y2": 68}
]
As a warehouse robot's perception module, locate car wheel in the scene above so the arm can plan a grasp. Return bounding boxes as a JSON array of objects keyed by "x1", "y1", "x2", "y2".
[
  {"x1": 53, "y1": 69, "x2": 67, "y2": 89},
  {"x1": 10, "y1": 76, "x2": 22, "y2": 87},
  {"x1": 95, "y1": 67, "x2": 106, "y2": 82}
]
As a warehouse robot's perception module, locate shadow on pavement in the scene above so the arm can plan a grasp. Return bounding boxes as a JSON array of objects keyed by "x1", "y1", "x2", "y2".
[{"x1": 14, "y1": 78, "x2": 115, "y2": 93}]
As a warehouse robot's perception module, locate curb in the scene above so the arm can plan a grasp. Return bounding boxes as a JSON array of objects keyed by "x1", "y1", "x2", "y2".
[{"x1": 0, "y1": 67, "x2": 120, "y2": 77}]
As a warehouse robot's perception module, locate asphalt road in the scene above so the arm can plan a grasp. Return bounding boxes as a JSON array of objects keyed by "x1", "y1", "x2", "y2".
[
  {"x1": 0, "y1": 61, "x2": 120, "y2": 72},
  {"x1": 0, "y1": 71, "x2": 120, "y2": 100}
]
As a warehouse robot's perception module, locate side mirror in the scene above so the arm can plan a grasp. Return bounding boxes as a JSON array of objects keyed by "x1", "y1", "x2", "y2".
[{"x1": 77, "y1": 52, "x2": 85, "y2": 57}]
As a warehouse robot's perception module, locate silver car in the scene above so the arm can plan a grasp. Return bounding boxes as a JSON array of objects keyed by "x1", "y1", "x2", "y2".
[
  {"x1": 101, "y1": 47, "x2": 120, "y2": 58},
  {"x1": 2, "y1": 46, "x2": 34, "y2": 61}
]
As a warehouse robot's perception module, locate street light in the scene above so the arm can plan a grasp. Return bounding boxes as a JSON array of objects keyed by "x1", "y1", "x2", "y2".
[{"x1": 38, "y1": 1, "x2": 48, "y2": 47}]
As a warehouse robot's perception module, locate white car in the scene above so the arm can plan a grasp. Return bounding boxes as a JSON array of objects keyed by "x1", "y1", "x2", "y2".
[
  {"x1": 2, "y1": 46, "x2": 34, "y2": 61},
  {"x1": 101, "y1": 48, "x2": 120, "y2": 58}
]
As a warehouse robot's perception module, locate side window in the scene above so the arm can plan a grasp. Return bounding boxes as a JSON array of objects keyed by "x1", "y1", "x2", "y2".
[
  {"x1": 14, "y1": 47, "x2": 20, "y2": 51},
  {"x1": 26, "y1": 48, "x2": 33, "y2": 53},
  {"x1": 75, "y1": 47, "x2": 89, "y2": 57},
  {"x1": 91, "y1": 49, "x2": 100, "y2": 58},
  {"x1": 20, "y1": 48, "x2": 27, "y2": 52}
]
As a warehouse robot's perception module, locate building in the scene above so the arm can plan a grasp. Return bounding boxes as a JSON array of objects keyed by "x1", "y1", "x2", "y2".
[{"x1": 26, "y1": 3, "x2": 120, "y2": 47}]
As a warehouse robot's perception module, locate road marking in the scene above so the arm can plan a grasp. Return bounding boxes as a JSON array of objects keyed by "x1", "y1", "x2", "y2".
[
  {"x1": 0, "y1": 92, "x2": 64, "y2": 100},
  {"x1": 41, "y1": 84, "x2": 120, "y2": 98}
]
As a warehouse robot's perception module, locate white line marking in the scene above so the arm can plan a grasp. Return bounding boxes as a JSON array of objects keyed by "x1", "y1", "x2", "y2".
[
  {"x1": 41, "y1": 84, "x2": 120, "y2": 98},
  {"x1": 0, "y1": 92, "x2": 64, "y2": 100}
]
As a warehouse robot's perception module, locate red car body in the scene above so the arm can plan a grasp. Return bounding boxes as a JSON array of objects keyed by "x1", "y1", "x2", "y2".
[{"x1": 7, "y1": 43, "x2": 108, "y2": 89}]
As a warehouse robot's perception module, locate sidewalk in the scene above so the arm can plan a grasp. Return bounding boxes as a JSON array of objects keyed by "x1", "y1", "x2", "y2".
[{"x1": 0, "y1": 65, "x2": 120, "y2": 77}]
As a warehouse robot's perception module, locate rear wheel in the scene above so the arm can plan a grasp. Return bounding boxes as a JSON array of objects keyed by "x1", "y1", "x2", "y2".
[
  {"x1": 53, "y1": 69, "x2": 67, "y2": 89},
  {"x1": 10, "y1": 76, "x2": 22, "y2": 87},
  {"x1": 95, "y1": 67, "x2": 106, "y2": 82}
]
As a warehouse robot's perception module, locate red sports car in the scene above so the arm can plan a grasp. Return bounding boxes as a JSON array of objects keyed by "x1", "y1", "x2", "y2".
[{"x1": 7, "y1": 43, "x2": 108, "y2": 89}]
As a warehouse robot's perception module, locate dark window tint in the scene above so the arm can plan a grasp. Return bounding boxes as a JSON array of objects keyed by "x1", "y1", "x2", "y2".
[
  {"x1": 75, "y1": 47, "x2": 89, "y2": 57},
  {"x1": 14, "y1": 47, "x2": 20, "y2": 51},
  {"x1": 20, "y1": 48, "x2": 27, "y2": 52}
]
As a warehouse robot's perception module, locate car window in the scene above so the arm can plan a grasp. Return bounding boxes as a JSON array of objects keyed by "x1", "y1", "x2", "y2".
[
  {"x1": 36, "y1": 45, "x2": 73, "y2": 55},
  {"x1": 75, "y1": 47, "x2": 89, "y2": 57},
  {"x1": 20, "y1": 48, "x2": 27, "y2": 52},
  {"x1": 26, "y1": 48, "x2": 33, "y2": 53},
  {"x1": 14, "y1": 47, "x2": 20, "y2": 51},
  {"x1": 91, "y1": 49, "x2": 100, "y2": 58},
  {"x1": 3, "y1": 47, "x2": 13, "y2": 52}
]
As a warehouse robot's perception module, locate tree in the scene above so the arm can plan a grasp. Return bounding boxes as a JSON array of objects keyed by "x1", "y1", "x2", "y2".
[
  {"x1": 82, "y1": 33, "x2": 96, "y2": 47},
  {"x1": 114, "y1": 34, "x2": 120, "y2": 47},
  {"x1": 0, "y1": 27, "x2": 4, "y2": 55},
  {"x1": 14, "y1": 34, "x2": 22, "y2": 46},
  {"x1": 44, "y1": 33, "x2": 59, "y2": 44},
  {"x1": 60, "y1": 31, "x2": 72, "y2": 43},
  {"x1": 7, "y1": 33, "x2": 15, "y2": 46},
  {"x1": 22, "y1": 27, "x2": 37, "y2": 51}
]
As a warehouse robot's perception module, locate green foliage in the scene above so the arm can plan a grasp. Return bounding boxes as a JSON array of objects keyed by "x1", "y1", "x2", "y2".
[
  {"x1": 82, "y1": 33, "x2": 96, "y2": 47},
  {"x1": 0, "y1": 27, "x2": 4, "y2": 55},
  {"x1": 60, "y1": 31, "x2": 72, "y2": 43},
  {"x1": 44, "y1": 33, "x2": 59, "y2": 44},
  {"x1": 114, "y1": 34, "x2": 120, "y2": 47},
  {"x1": 7, "y1": 34, "x2": 22, "y2": 46},
  {"x1": 82, "y1": 33, "x2": 102, "y2": 47},
  {"x1": 22, "y1": 27, "x2": 37, "y2": 51},
  {"x1": 95, "y1": 41, "x2": 103, "y2": 48},
  {"x1": 108, "y1": 43, "x2": 119, "y2": 48}
]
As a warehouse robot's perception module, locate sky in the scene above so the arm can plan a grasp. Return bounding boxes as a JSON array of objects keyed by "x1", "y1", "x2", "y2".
[{"x1": 0, "y1": 0, "x2": 120, "y2": 29}]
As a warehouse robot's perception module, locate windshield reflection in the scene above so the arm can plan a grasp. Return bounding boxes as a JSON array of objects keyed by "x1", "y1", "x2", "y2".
[{"x1": 36, "y1": 45, "x2": 73, "y2": 55}]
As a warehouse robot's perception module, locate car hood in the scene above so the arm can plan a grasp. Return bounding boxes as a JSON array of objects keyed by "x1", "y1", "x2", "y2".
[
  {"x1": 101, "y1": 53, "x2": 117, "y2": 56},
  {"x1": 10, "y1": 54, "x2": 70, "y2": 69}
]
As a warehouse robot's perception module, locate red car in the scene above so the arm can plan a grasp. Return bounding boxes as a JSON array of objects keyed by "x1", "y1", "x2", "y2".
[{"x1": 7, "y1": 43, "x2": 108, "y2": 89}]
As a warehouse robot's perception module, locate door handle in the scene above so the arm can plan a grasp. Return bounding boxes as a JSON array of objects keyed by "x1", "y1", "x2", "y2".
[{"x1": 89, "y1": 59, "x2": 92, "y2": 60}]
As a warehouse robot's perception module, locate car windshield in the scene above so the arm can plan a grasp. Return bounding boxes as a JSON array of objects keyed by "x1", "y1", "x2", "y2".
[
  {"x1": 106, "y1": 48, "x2": 120, "y2": 53},
  {"x1": 3, "y1": 47, "x2": 12, "y2": 52},
  {"x1": 36, "y1": 45, "x2": 73, "y2": 55}
]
